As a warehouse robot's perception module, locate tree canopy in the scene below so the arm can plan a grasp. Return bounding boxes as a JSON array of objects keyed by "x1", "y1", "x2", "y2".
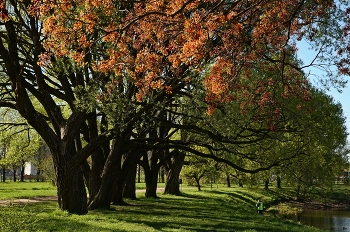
[{"x1": 0, "y1": 0, "x2": 349, "y2": 214}]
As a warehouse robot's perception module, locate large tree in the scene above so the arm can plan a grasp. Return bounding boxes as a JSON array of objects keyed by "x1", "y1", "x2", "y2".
[
  {"x1": 278, "y1": 88, "x2": 349, "y2": 199},
  {"x1": 0, "y1": 0, "x2": 349, "y2": 214}
]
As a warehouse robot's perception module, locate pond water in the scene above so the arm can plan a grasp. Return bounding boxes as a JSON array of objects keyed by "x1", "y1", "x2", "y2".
[{"x1": 287, "y1": 210, "x2": 350, "y2": 231}]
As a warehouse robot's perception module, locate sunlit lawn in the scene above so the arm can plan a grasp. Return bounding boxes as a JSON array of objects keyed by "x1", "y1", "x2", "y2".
[
  {"x1": 0, "y1": 182, "x2": 324, "y2": 232},
  {"x1": 0, "y1": 181, "x2": 56, "y2": 200}
]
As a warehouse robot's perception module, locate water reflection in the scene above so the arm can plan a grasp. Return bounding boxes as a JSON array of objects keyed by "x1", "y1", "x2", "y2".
[{"x1": 288, "y1": 210, "x2": 350, "y2": 231}]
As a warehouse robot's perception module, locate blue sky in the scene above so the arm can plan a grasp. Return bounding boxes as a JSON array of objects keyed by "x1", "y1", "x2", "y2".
[{"x1": 297, "y1": 41, "x2": 350, "y2": 140}]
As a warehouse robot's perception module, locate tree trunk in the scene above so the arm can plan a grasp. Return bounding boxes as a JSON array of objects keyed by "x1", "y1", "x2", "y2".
[
  {"x1": 226, "y1": 173, "x2": 231, "y2": 187},
  {"x1": 3, "y1": 15, "x2": 89, "y2": 215},
  {"x1": 264, "y1": 179, "x2": 269, "y2": 190},
  {"x1": 87, "y1": 149, "x2": 105, "y2": 203},
  {"x1": 137, "y1": 164, "x2": 141, "y2": 183},
  {"x1": 111, "y1": 169, "x2": 127, "y2": 205},
  {"x1": 52, "y1": 139, "x2": 88, "y2": 215},
  {"x1": 112, "y1": 150, "x2": 140, "y2": 204},
  {"x1": 276, "y1": 176, "x2": 281, "y2": 188},
  {"x1": 145, "y1": 167, "x2": 159, "y2": 197},
  {"x1": 36, "y1": 170, "x2": 41, "y2": 182},
  {"x1": 20, "y1": 164, "x2": 25, "y2": 182},
  {"x1": 195, "y1": 176, "x2": 201, "y2": 191},
  {"x1": 122, "y1": 166, "x2": 137, "y2": 200},
  {"x1": 84, "y1": 112, "x2": 108, "y2": 203},
  {"x1": 122, "y1": 151, "x2": 139, "y2": 200},
  {"x1": 2, "y1": 168, "x2": 5, "y2": 182},
  {"x1": 164, "y1": 151, "x2": 185, "y2": 195},
  {"x1": 160, "y1": 166, "x2": 165, "y2": 183},
  {"x1": 88, "y1": 138, "x2": 124, "y2": 210},
  {"x1": 143, "y1": 151, "x2": 160, "y2": 198},
  {"x1": 56, "y1": 167, "x2": 88, "y2": 214},
  {"x1": 13, "y1": 169, "x2": 16, "y2": 182},
  {"x1": 238, "y1": 180, "x2": 243, "y2": 187}
]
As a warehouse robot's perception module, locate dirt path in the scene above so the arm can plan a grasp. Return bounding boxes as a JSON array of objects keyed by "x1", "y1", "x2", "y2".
[
  {"x1": 0, "y1": 196, "x2": 57, "y2": 206},
  {"x1": 0, "y1": 188, "x2": 165, "y2": 206}
]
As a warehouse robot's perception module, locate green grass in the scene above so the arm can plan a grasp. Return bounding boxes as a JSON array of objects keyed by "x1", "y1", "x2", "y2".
[
  {"x1": 0, "y1": 183, "x2": 324, "y2": 232},
  {"x1": 0, "y1": 182, "x2": 56, "y2": 200},
  {"x1": 135, "y1": 182, "x2": 165, "y2": 189}
]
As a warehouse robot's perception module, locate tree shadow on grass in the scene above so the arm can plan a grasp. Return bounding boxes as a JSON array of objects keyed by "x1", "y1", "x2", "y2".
[
  {"x1": 107, "y1": 192, "x2": 282, "y2": 231},
  {"x1": 27, "y1": 191, "x2": 319, "y2": 232}
]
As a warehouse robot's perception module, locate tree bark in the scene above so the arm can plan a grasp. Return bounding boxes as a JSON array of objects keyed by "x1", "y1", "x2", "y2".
[
  {"x1": 264, "y1": 179, "x2": 269, "y2": 190},
  {"x1": 160, "y1": 166, "x2": 165, "y2": 183},
  {"x1": 137, "y1": 164, "x2": 141, "y2": 183},
  {"x1": 195, "y1": 175, "x2": 201, "y2": 191},
  {"x1": 143, "y1": 151, "x2": 160, "y2": 198},
  {"x1": 53, "y1": 140, "x2": 88, "y2": 215},
  {"x1": 88, "y1": 137, "x2": 124, "y2": 210},
  {"x1": 112, "y1": 150, "x2": 141, "y2": 204},
  {"x1": 226, "y1": 173, "x2": 231, "y2": 187},
  {"x1": 122, "y1": 166, "x2": 137, "y2": 200},
  {"x1": 276, "y1": 176, "x2": 281, "y2": 188},
  {"x1": 36, "y1": 170, "x2": 41, "y2": 182},
  {"x1": 56, "y1": 167, "x2": 88, "y2": 214},
  {"x1": 145, "y1": 170, "x2": 159, "y2": 197},
  {"x1": 2, "y1": 168, "x2": 5, "y2": 182},
  {"x1": 238, "y1": 180, "x2": 243, "y2": 187},
  {"x1": 122, "y1": 150, "x2": 140, "y2": 200},
  {"x1": 164, "y1": 151, "x2": 185, "y2": 195},
  {"x1": 13, "y1": 169, "x2": 16, "y2": 182},
  {"x1": 85, "y1": 112, "x2": 107, "y2": 203},
  {"x1": 20, "y1": 164, "x2": 25, "y2": 182}
]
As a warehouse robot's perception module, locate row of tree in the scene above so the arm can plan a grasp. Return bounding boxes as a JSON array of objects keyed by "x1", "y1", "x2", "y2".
[
  {"x1": 0, "y1": 114, "x2": 52, "y2": 182},
  {"x1": 0, "y1": 0, "x2": 349, "y2": 214}
]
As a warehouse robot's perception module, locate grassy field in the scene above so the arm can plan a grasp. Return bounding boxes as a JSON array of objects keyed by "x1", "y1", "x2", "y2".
[
  {"x1": 0, "y1": 182, "x2": 56, "y2": 200},
  {"x1": 0, "y1": 182, "x2": 326, "y2": 232}
]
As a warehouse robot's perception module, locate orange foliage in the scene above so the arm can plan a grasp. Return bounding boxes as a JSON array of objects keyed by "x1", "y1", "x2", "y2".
[{"x1": 28, "y1": 0, "x2": 345, "y2": 126}]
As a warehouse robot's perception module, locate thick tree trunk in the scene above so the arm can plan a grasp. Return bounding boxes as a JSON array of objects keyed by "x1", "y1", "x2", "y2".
[
  {"x1": 145, "y1": 170, "x2": 159, "y2": 197},
  {"x1": 122, "y1": 151, "x2": 140, "y2": 200},
  {"x1": 87, "y1": 149, "x2": 105, "y2": 203},
  {"x1": 84, "y1": 112, "x2": 108, "y2": 203},
  {"x1": 3, "y1": 15, "x2": 89, "y2": 215},
  {"x1": 111, "y1": 171, "x2": 127, "y2": 205},
  {"x1": 143, "y1": 151, "x2": 160, "y2": 198},
  {"x1": 164, "y1": 151, "x2": 185, "y2": 195},
  {"x1": 53, "y1": 139, "x2": 88, "y2": 215},
  {"x1": 122, "y1": 167, "x2": 137, "y2": 200},
  {"x1": 56, "y1": 168, "x2": 88, "y2": 214},
  {"x1": 112, "y1": 150, "x2": 141, "y2": 205},
  {"x1": 88, "y1": 138, "x2": 124, "y2": 210}
]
